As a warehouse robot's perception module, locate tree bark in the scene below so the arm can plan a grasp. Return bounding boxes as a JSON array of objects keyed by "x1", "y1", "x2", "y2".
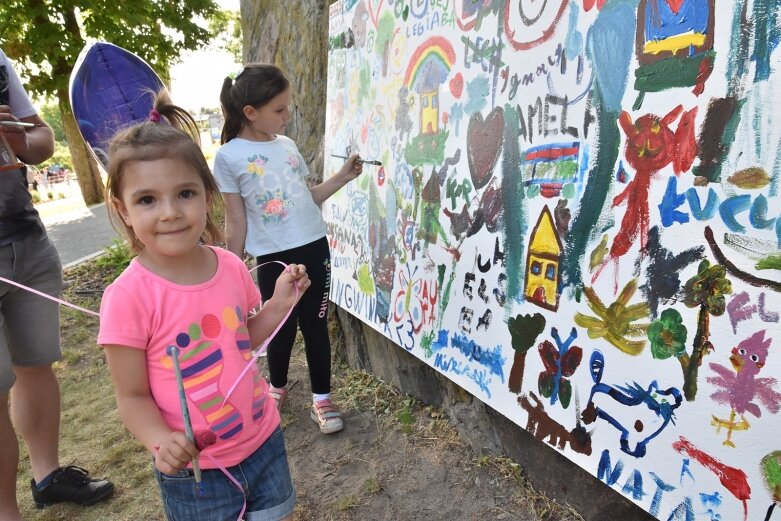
[
  {"x1": 241, "y1": 0, "x2": 331, "y2": 182},
  {"x1": 507, "y1": 351, "x2": 528, "y2": 394},
  {"x1": 58, "y1": 90, "x2": 104, "y2": 205},
  {"x1": 683, "y1": 305, "x2": 710, "y2": 401}
]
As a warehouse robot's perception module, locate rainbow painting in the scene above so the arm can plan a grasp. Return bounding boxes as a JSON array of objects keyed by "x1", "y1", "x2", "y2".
[{"x1": 403, "y1": 36, "x2": 456, "y2": 93}]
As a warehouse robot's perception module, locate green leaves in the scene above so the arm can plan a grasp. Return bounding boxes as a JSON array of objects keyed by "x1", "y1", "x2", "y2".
[
  {"x1": 507, "y1": 312, "x2": 546, "y2": 354},
  {"x1": 648, "y1": 308, "x2": 688, "y2": 360},
  {"x1": 682, "y1": 259, "x2": 733, "y2": 316},
  {"x1": 0, "y1": 0, "x2": 221, "y2": 99}
]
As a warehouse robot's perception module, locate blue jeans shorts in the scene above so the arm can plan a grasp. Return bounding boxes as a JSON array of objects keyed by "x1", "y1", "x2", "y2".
[{"x1": 154, "y1": 427, "x2": 296, "y2": 521}]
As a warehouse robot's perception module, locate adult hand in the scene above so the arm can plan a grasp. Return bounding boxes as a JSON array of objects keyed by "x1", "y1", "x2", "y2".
[
  {"x1": 154, "y1": 431, "x2": 200, "y2": 475},
  {"x1": 0, "y1": 105, "x2": 29, "y2": 159}
]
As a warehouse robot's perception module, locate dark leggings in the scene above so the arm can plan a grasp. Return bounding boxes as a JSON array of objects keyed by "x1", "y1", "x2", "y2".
[{"x1": 256, "y1": 237, "x2": 331, "y2": 394}]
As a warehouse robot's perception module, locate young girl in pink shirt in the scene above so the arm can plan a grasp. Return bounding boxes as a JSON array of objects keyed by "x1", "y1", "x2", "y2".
[{"x1": 98, "y1": 91, "x2": 308, "y2": 521}]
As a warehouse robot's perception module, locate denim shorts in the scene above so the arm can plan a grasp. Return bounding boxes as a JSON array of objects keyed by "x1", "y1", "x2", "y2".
[{"x1": 154, "y1": 427, "x2": 296, "y2": 521}]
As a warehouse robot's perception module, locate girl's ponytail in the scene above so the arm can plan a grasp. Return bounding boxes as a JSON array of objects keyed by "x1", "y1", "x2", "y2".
[
  {"x1": 220, "y1": 76, "x2": 243, "y2": 144},
  {"x1": 219, "y1": 64, "x2": 290, "y2": 145},
  {"x1": 152, "y1": 90, "x2": 201, "y2": 144}
]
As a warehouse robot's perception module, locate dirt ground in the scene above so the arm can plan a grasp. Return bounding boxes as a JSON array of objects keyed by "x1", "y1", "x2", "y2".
[{"x1": 276, "y1": 337, "x2": 581, "y2": 521}]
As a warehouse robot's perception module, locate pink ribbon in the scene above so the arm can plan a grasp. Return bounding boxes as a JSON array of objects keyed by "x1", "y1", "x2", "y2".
[
  {"x1": 0, "y1": 275, "x2": 100, "y2": 317},
  {"x1": 221, "y1": 261, "x2": 298, "y2": 407}
]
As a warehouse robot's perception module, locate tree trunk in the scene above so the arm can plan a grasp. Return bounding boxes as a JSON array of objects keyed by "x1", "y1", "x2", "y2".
[
  {"x1": 241, "y1": 0, "x2": 331, "y2": 182},
  {"x1": 507, "y1": 351, "x2": 527, "y2": 394},
  {"x1": 58, "y1": 90, "x2": 104, "y2": 205},
  {"x1": 683, "y1": 305, "x2": 710, "y2": 401}
]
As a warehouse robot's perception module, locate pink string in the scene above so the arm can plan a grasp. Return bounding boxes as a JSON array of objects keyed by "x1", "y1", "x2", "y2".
[
  {"x1": 221, "y1": 260, "x2": 298, "y2": 407},
  {"x1": 202, "y1": 452, "x2": 247, "y2": 521},
  {"x1": 0, "y1": 275, "x2": 100, "y2": 317}
]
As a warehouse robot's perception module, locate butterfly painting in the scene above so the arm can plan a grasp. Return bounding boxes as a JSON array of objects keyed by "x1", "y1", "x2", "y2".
[{"x1": 538, "y1": 327, "x2": 583, "y2": 408}]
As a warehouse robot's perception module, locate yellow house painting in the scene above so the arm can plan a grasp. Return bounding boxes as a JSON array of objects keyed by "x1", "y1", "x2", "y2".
[
  {"x1": 420, "y1": 90, "x2": 439, "y2": 134},
  {"x1": 524, "y1": 206, "x2": 563, "y2": 311}
]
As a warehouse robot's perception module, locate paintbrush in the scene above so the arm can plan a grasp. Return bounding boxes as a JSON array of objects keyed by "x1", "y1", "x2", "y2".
[
  {"x1": 331, "y1": 154, "x2": 382, "y2": 166},
  {"x1": 0, "y1": 121, "x2": 42, "y2": 128},
  {"x1": 166, "y1": 345, "x2": 203, "y2": 495}
]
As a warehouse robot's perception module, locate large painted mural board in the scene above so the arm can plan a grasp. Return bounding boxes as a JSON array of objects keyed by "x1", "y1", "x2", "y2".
[{"x1": 323, "y1": 1, "x2": 781, "y2": 519}]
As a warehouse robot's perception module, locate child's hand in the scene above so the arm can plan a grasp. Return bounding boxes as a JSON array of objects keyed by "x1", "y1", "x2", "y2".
[
  {"x1": 154, "y1": 431, "x2": 200, "y2": 475},
  {"x1": 273, "y1": 263, "x2": 311, "y2": 307},
  {"x1": 339, "y1": 154, "x2": 363, "y2": 182}
]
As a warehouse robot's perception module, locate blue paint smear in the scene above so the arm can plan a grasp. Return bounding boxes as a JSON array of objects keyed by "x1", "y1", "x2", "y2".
[
  {"x1": 719, "y1": 195, "x2": 752, "y2": 232},
  {"x1": 565, "y1": 3, "x2": 584, "y2": 58},
  {"x1": 686, "y1": 187, "x2": 719, "y2": 220},
  {"x1": 463, "y1": 76, "x2": 489, "y2": 114},
  {"x1": 587, "y1": 1, "x2": 638, "y2": 113},
  {"x1": 450, "y1": 332, "x2": 506, "y2": 380},
  {"x1": 749, "y1": 194, "x2": 777, "y2": 229},
  {"x1": 645, "y1": 0, "x2": 709, "y2": 41},
  {"x1": 648, "y1": 472, "x2": 676, "y2": 518},
  {"x1": 772, "y1": 135, "x2": 781, "y2": 197},
  {"x1": 751, "y1": 0, "x2": 781, "y2": 82},
  {"x1": 659, "y1": 176, "x2": 690, "y2": 227},
  {"x1": 432, "y1": 329, "x2": 449, "y2": 352},
  {"x1": 700, "y1": 491, "x2": 722, "y2": 508}
]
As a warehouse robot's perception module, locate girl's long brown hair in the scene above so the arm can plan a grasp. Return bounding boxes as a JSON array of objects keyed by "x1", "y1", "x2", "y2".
[{"x1": 219, "y1": 64, "x2": 290, "y2": 144}]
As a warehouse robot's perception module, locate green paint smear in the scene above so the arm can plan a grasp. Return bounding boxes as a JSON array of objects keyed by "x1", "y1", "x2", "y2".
[
  {"x1": 376, "y1": 12, "x2": 395, "y2": 56},
  {"x1": 634, "y1": 52, "x2": 714, "y2": 93},
  {"x1": 693, "y1": 98, "x2": 746, "y2": 183},
  {"x1": 357, "y1": 263, "x2": 376, "y2": 294},
  {"x1": 502, "y1": 103, "x2": 525, "y2": 304},
  {"x1": 420, "y1": 331, "x2": 434, "y2": 358},
  {"x1": 761, "y1": 452, "x2": 781, "y2": 499},
  {"x1": 404, "y1": 130, "x2": 448, "y2": 166},
  {"x1": 726, "y1": 0, "x2": 750, "y2": 87},
  {"x1": 756, "y1": 255, "x2": 781, "y2": 271},
  {"x1": 527, "y1": 160, "x2": 579, "y2": 180},
  {"x1": 358, "y1": 62, "x2": 372, "y2": 105},
  {"x1": 563, "y1": 83, "x2": 619, "y2": 296}
]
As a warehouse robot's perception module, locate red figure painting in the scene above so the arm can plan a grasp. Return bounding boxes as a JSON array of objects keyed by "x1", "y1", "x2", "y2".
[{"x1": 593, "y1": 105, "x2": 698, "y2": 289}]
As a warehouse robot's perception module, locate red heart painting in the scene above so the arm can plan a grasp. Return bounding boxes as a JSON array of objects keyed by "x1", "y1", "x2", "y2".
[
  {"x1": 467, "y1": 107, "x2": 505, "y2": 190},
  {"x1": 449, "y1": 73, "x2": 464, "y2": 99}
]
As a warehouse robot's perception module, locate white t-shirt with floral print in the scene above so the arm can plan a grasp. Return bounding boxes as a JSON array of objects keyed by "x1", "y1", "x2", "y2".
[{"x1": 213, "y1": 135, "x2": 327, "y2": 256}]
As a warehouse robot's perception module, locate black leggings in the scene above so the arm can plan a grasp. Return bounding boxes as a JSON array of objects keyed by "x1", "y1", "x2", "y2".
[{"x1": 256, "y1": 237, "x2": 331, "y2": 394}]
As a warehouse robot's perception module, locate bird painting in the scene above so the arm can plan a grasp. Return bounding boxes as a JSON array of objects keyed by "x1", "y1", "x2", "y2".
[{"x1": 708, "y1": 330, "x2": 781, "y2": 447}]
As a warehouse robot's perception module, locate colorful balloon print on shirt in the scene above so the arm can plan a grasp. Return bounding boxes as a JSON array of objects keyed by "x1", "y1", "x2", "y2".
[
  {"x1": 247, "y1": 154, "x2": 269, "y2": 176},
  {"x1": 256, "y1": 189, "x2": 295, "y2": 223},
  {"x1": 225, "y1": 305, "x2": 267, "y2": 422}
]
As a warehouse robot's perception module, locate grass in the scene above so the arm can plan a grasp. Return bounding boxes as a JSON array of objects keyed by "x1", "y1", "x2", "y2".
[{"x1": 15, "y1": 253, "x2": 164, "y2": 521}]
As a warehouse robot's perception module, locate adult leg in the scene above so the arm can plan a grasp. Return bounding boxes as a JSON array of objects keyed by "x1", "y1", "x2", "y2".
[
  {"x1": 5, "y1": 233, "x2": 113, "y2": 507},
  {"x1": 295, "y1": 238, "x2": 332, "y2": 395},
  {"x1": 256, "y1": 257, "x2": 299, "y2": 389},
  {"x1": 0, "y1": 392, "x2": 24, "y2": 521},
  {"x1": 10, "y1": 364, "x2": 60, "y2": 482},
  {"x1": 4, "y1": 233, "x2": 62, "y2": 483}
]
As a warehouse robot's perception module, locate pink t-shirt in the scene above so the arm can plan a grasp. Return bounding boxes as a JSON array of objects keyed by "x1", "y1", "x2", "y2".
[{"x1": 98, "y1": 246, "x2": 279, "y2": 468}]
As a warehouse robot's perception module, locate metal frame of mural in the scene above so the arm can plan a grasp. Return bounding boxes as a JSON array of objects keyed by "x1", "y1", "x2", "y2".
[{"x1": 323, "y1": 1, "x2": 781, "y2": 519}]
